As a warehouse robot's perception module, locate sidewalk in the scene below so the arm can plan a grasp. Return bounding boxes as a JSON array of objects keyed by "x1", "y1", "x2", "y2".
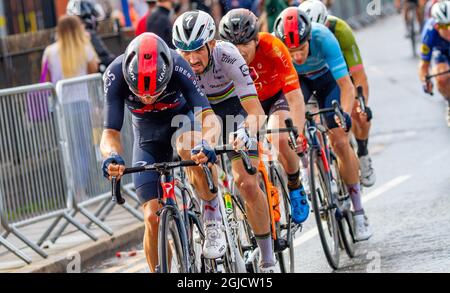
[{"x1": 0, "y1": 204, "x2": 144, "y2": 273}]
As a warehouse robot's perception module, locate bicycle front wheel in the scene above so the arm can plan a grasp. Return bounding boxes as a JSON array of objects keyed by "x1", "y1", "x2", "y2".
[
  {"x1": 158, "y1": 207, "x2": 188, "y2": 273},
  {"x1": 272, "y1": 164, "x2": 296, "y2": 273},
  {"x1": 309, "y1": 149, "x2": 340, "y2": 270}
]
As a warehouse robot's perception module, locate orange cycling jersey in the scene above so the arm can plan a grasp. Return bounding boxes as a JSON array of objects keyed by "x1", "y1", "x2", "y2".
[{"x1": 249, "y1": 32, "x2": 301, "y2": 102}]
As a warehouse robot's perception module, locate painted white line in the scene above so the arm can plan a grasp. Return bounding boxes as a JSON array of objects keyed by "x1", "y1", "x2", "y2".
[
  {"x1": 123, "y1": 260, "x2": 150, "y2": 274},
  {"x1": 423, "y1": 149, "x2": 450, "y2": 167},
  {"x1": 98, "y1": 256, "x2": 146, "y2": 274},
  {"x1": 293, "y1": 175, "x2": 411, "y2": 248},
  {"x1": 362, "y1": 175, "x2": 411, "y2": 203}
]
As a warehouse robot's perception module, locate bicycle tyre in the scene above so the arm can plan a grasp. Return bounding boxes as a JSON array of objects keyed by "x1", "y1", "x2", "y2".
[{"x1": 309, "y1": 148, "x2": 340, "y2": 270}]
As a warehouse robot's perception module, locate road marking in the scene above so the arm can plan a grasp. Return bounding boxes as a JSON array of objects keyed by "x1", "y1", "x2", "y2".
[
  {"x1": 97, "y1": 256, "x2": 146, "y2": 273},
  {"x1": 123, "y1": 261, "x2": 150, "y2": 273},
  {"x1": 424, "y1": 149, "x2": 450, "y2": 167},
  {"x1": 293, "y1": 175, "x2": 411, "y2": 248}
]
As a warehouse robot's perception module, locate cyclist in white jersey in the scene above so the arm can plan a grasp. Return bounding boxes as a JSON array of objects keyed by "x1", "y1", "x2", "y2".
[{"x1": 173, "y1": 10, "x2": 278, "y2": 273}]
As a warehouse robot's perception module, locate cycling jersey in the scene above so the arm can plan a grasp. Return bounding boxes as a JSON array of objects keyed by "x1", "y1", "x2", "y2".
[
  {"x1": 250, "y1": 32, "x2": 301, "y2": 102},
  {"x1": 103, "y1": 50, "x2": 212, "y2": 131},
  {"x1": 327, "y1": 15, "x2": 364, "y2": 73},
  {"x1": 196, "y1": 41, "x2": 258, "y2": 105},
  {"x1": 103, "y1": 50, "x2": 213, "y2": 204},
  {"x1": 420, "y1": 18, "x2": 450, "y2": 64},
  {"x1": 294, "y1": 23, "x2": 349, "y2": 81}
]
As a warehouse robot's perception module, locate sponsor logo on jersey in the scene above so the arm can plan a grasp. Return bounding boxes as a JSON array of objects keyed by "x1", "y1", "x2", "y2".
[
  {"x1": 158, "y1": 63, "x2": 167, "y2": 83},
  {"x1": 103, "y1": 69, "x2": 116, "y2": 94},
  {"x1": 421, "y1": 44, "x2": 430, "y2": 55},
  {"x1": 240, "y1": 64, "x2": 250, "y2": 77},
  {"x1": 222, "y1": 53, "x2": 237, "y2": 65}
]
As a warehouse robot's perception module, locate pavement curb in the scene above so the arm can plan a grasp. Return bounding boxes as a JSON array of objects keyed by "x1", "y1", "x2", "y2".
[{"x1": 14, "y1": 222, "x2": 145, "y2": 273}]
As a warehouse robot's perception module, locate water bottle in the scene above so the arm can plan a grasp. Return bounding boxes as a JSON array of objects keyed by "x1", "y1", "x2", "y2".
[{"x1": 224, "y1": 192, "x2": 233, "y2": 214}]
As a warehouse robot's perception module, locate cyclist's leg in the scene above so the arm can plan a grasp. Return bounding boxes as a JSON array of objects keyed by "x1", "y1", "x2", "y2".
[
  {"x1": 433, "y1": 53, "x2": 450, "y2": 99},
  {"x1": 317, "y1": 75, "x2": 372, "y2": 240},
  {"x1": 315, "y1": 74, "x2": 362, "y2": 210},
  {"x1": 262, "y1": 93, "x2": 309, "y2": 224},
  {"x1": 230, "y1": 154, "x2": 275, "y2": 267},
  {"x1": 176, "y1": 110, "x2": 226, "y2": 259},
  {"x1": 351, "y1": 70, "x2": 376, "y2": 187},
  {"x1": 176, "y1": 111, "x2": 219, "y2": 204},
  {"x1": 262, "y1": 93, "x2": 299, "y2": 177},
  {"x1": 433, "y1": 54, "x2": 450, "y2": 126}
]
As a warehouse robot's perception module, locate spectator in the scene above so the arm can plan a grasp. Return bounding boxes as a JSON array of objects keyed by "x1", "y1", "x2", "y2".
[
  {"x1": 41, "y1": 15, "x2": 99, "y2": 199},
  {"x1": 67, "y1": 0, "x2": 116, "y2": 73},
  {"x1": 265, "y1": 0, "x2": 288, "y2": 32},
  {"x1": 41, "y1": 15, "x2": 98, "y2": 83},
  {"x1": 136, "y1": 0, "x2": 157, "y2": 36},
  {"x1": 145, "y1": 0, "x2": 175, "y2": 48}
]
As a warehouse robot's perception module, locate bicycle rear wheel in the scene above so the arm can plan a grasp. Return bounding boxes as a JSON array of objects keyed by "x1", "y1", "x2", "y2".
[
  {"x1": 158, "y1": 207, "x2": 188, "y2": 273},
  {"x1": 309, "y1": 148, "x2": 340, "y2": 270}
]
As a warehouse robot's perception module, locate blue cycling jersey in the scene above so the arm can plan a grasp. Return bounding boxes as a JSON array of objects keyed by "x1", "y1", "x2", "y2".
[
  {"x1": 293, "y1": 23, "x2": 349, "y2": 81},
  {"x1": 420, "y1": 19, "x2": 450, "y2": 63}
]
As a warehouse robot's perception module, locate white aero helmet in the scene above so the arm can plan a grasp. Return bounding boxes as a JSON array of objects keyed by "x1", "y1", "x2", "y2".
[
  {"x1": 298, "y1": 0, "x2": 328, "y2": 25},
  {"x1": 172, "y1": 10, "x2": 216, "y2": 51},
  {"x1": 431, "y1": 1, "x2": 450, "y2": 24}
]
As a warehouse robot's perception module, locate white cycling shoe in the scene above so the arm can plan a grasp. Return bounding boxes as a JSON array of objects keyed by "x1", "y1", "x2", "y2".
[
  {"x1": 202, "y1": 220, "x2": 227, "y2": 259},
  {"x1": 359, "y1": 155, "x2": 376, "y2": 188},
  {"x1": 354, "y1": 214, "x2": 373, "y2": 241}
]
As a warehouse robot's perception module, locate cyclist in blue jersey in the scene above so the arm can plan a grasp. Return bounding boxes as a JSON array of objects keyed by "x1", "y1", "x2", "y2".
[
  {"x1": 274, "y1": 7, "x2": 372, "y2": 241},
  {"x1": 100, "y1": 33, "x2": 221, "y2": 272},
  {"x1": 419, "y1": 1, "x2": 450, "y2": 127}
]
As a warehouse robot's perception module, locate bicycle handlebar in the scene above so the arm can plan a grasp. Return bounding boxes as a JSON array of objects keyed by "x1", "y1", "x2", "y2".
[
  {"x1": 305, "y1": 100, "x2": 347, "y2": 131},
  {"x1": 111, "y1": 145, "x2": 260, "y2": 204},
  {"x1": 356, "y1": 86, "x2": 366, "y2": 113},
  {"x1": 425, "y1": 70, "x2": 450, "y2": 81},
  {"x1": 214, "y1": 145, "x2": 257, "y2": 175}
]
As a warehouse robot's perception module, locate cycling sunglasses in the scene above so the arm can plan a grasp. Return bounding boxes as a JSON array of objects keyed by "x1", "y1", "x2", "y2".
[
  {"x1": 129, "y1": 86, "x2": 166, "y2": 100},
  {"x1": 435, "y1": 23, "x2": 450, "y2": 30}
]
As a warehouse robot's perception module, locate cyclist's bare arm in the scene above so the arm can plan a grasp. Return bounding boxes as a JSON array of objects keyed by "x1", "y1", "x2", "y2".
[
  {"x1": 100, "y1": 129, "x2": 125, "y2": 179},
  {"x1": 336, "y1": 76, "x2": 356, "y2": 114},
  {"x1": 196, "y1": 110, "x2": 221, "y2": 148},
  {"x1": 285, "y1": 88, "x2": 306, "y2": 133},
  {"x1": 419, "y1": 60, "x2": 431, "y2": 81},
  {"x1": 351, "y1": 69, "x2": 370, "y2": 103},
  {"x1": 240, "y1": 98, "x2": 267, "y2": 136}
]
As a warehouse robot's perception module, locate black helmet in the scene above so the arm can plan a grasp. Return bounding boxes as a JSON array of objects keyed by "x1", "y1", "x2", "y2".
[
  {"x1": 273, "y1": 7, "x2": 312, "y2": 49},
  {"x1": 219, "y1": 8, "x2": 259, "y2": 45},
  {"x1": 67, "y1": 0, "x2": 105, "y2": 30},
  {"x1": 122, "y1": 33, "x2": 174, "y2": 98}
]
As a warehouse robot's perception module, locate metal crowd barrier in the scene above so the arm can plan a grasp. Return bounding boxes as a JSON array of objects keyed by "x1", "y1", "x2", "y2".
[
  {"x1": 44, "y1": 74, "x2": 142, "y2": 245},
  {"x1": 330, "y1": 0, "x2": 396, "y2": 28},
  {"x1": 0, "y1": 83, "x2": 100, "y2": 263}
]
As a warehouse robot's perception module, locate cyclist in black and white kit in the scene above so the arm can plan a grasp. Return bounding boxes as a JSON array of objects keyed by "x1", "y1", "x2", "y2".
[
  {"x1": 173, "y1": 10, "x2": 278, "y2": 273},
  {"x1": 100, "y1": 33, "x2": 221, "y2": 272}
]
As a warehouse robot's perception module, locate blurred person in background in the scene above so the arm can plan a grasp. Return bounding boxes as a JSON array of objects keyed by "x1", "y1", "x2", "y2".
[
  {"x1": 145, "y1": 0, "x2": 175, "y2": 48},
  {"x1": 67, "y1": 0, "x2": 116, "y2": 73},
  {"x1": 41, "y1": 15, "x2": 99, "y2": 198},
  {"x1": 41, "y1": 15, "x2": 98, "y2": 83}
]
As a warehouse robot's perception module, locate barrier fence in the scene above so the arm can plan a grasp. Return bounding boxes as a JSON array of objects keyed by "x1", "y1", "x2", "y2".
[{"x1": 0, "y1": 76, "x2": 142, "y2": 265}]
